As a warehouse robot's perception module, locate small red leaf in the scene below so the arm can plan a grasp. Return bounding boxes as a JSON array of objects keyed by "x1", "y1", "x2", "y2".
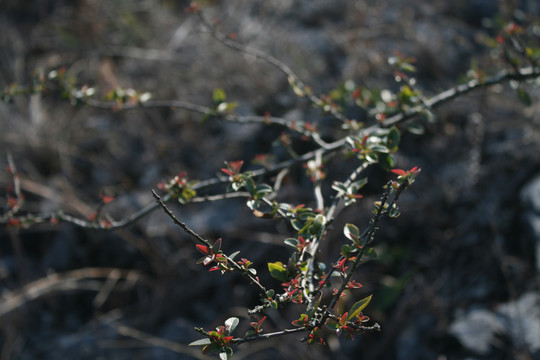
[
  {"x1": 221, "y1": 168, "x2": 234, "y2": 176},
  {"x1": 100, "y1": 194, "x2": 115, "y2": 204},
  {"x1": 222, "y1": 336, "x2": 233, "y2": 344},
  {"x1": 196, "y1": 244, "x2": 210, "y2": 255},
  {"x1": 390, "y1": 169, "x2": 407, "y2": 176}
]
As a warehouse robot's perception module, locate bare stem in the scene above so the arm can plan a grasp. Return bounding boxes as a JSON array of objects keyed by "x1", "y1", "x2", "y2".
[
  {"x1": 231, "y1": 327, "x2": 308, "y2": 345},
  {"x1": 195, "y1": 10, "x2": 349, "y2": 124},
  {"x1": 151, "y1": 190, "x2": 268, "y2": 296}
]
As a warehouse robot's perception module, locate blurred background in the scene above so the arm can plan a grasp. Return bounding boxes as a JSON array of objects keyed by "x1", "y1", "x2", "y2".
[{"x1": 1, "y1": 0, "x2": 540, "y2": 359}]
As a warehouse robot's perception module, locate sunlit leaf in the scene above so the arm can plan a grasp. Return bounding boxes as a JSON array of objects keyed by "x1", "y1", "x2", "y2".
[
  {"x1": 347, "y1": 294, "x2": 372, "y2": 321},
  {"x1": 369, "y1": 144, "x2": 389, "y2": 153},
  {"x1": 225, "y1": 317, "x2": 239, "y2": 333},
  {"x1": 213, "y1": 88, "x2": 227, "y2": 103},
  {"x1": 405, "y1": 122, "x2": 425, "y2": 135},
  {"x1": 284, "y1": 238, "x2": 299, "y2": 248},
  {"x1": 344, "y1": 223, "x2": 360, "y2": 243},
  {"x1": 268, "y1": 261, "x2": 289, "y2": 282},
  {"x1": 189, "y1": 338, "x2": 212, "y2": 346}
]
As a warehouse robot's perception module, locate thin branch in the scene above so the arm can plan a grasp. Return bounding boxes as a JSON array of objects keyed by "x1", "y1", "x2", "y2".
[
  {"x1": 0, "y1": 268, "x2": 147, "y2": 319},
  {"x1": 326, "y1": 162, "x2": 370, "y2": 222},
  {"x1": 151, "y1": 190, "x2": 268, "y2": 295},
  {"x1": 317, "y1": 180, "x2": 406, "y2": 329},
  {"x1": 381, "y1": 66, "x2": 540, "y2": 128},
  {"x1": 151, "y1": 190, "x2": 211, "y2": 246},
  {"x1": 86, "y1": 98, "x2": 210, "y2": 113},
  {"x1": 190, "y1": 191, "x2": 250, "y2": 203},
  {"x1": 107, "y1": 321, "x2": 207, "y2": 359},
  {"x1": 2, "y1": 66, "x2": 538, "y2": 233},
  {"x1": 86, "y1": 99, "x2": 330, "y2": 148},
  {"x1": 3, "y1": 153, "x2": 23, "y2": 217},
  {"x1": 231, "y1": 327, "x2": 308, "y2": 345},
  {"x1": 313, "y1": 150, "x2": 325, "y2": 211},
  {"x1": 194, "y1": 10, "x2": 349, "y2": 124}
]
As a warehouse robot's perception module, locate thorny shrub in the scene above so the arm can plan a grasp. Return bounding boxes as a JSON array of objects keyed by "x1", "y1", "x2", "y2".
[{"x1": 1, "y1": 3, "x2": 540, "y2": 359}]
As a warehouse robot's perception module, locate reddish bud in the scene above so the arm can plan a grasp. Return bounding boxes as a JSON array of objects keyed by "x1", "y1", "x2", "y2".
[
  {"x1": 7, "y1": 197, "x2": 18, "y2": 209},
  {"x1": 100, "y1": 194, "x2": 115, "y2": 204},
  {"x1": 7, "y1": 218, "x2": 20, "y2": 228},
  {"x1": 185, "y1": 2, "x2": 199, "y2": 13}
]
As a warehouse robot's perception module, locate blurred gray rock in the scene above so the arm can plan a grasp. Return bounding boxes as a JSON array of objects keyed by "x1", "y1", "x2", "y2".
[
  {"x1": 450, "y1": 292, "x2": 540, "y2": 356},
  {"x1": 520, "y1": 174, "x2": 540, "y2": 272},
  {"x1": 449, "y1": 308, "x2": 504, "y2": 355}
]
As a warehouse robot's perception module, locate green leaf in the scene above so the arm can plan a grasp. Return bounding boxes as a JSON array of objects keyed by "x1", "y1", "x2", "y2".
[
  {"x1": 344, "y1": 223, "x2": 360, "y2": 243},
  {"x1": 309, "y1": 214, "x2": 326, "y2": 236},
  {"x1": 245, "y1": 178, "x2": 255, "y2": 195},
  {"x1": 213, "y1": 88, "x2": 227, "y2": 103},
  {"x1": 212, "y1": 238, "x2": 222, "y2": 253},
  {"x1": 203, "y1": 343, "x2": 222, "y2": 354},
  {"x1": 189, "y1": 338, "x2": 212, "y2": 346},
  {"x1": 421, "y1": 109, "x2": 436, "y2": 123},
  {"x1": 398, "y1": 85, "x2": 415, "y2": 103},
  {"x1": 387, "y1": 126, "x2": 400, "y2": 152},
  {"x1": 400, "y1": 62, "x2": 417, "y2": 73},
  {"x1": 341, "y1": 244, "x2": 354, "y2": 258},
  {"x1": 369, "y1": 144, "x2": 389, "y2": 153},
  {"x1": 365, "y1": 151, "x2": 379, "y2": 163},
  {"x1": 284, "y1": 238, "x2": 299, "y2": 248},
  {"x1": 246, "y1": 199, "x2": 259, "y2": 210},
  {"x1": 225, "y1": 317, "x2": 239, "y2": 333},
  {"x1": 517, "y1": 88, "x2": 532, "y2": 106},
  {"x1": 350, "y1": 177, "x2": 368, "y2": 191},
  {"x1": 347, "y1": 294, "x2": 372, "y2": 321},
  {"x1": 325, "y1": 322, "x2": 339, "y2": 330},
  {"x1": 255, "y1": 184, "x2": 273, "y2": 198},
  {"x1": 388, "y1": 203, "x2": 400, "y2": 218},
  {"x1": 291, "y1": 219, "x2": 303, "y2": 231},
  {"x1": 256, "y1": 184, "x2": 273, "y2": 192},
  {"x1": 332, "y1": 181, "x2": 348, "y2": 195},
  {"x1": 267, "y1": 261, "x2": 289, "y2": 282},
  {"x1": 405, "y1": 122, "x2": 425, "y2": 135}
]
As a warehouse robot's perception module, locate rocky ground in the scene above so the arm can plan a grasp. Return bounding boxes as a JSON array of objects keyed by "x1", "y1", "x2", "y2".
[{"x1": 1, "y1": 0, "x2": 540, "y2": 359}]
